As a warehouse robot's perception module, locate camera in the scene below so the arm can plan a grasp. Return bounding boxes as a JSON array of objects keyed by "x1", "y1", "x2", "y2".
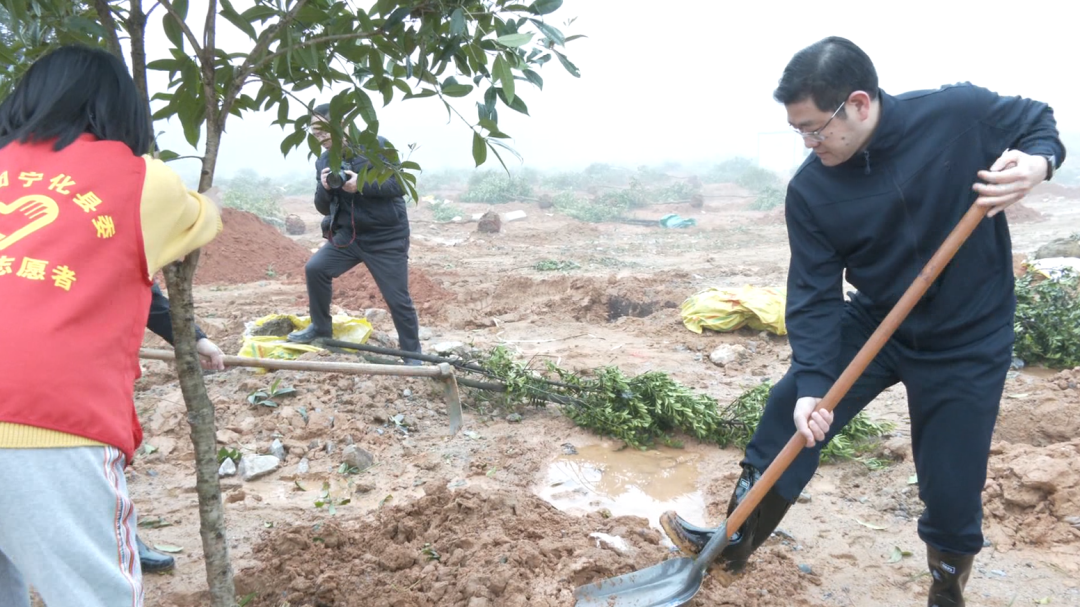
[{"x1": 325, "y1": 169, "x2": 349, "y2": 190}]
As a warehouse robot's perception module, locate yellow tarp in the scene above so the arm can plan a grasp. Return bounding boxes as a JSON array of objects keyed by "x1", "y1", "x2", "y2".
[
  {"x1": 680, "y1": 285, "x2": 787, "y2": 336},
  {"x1": 236, "y1": 313, "x2": 373, "y2": 361}
]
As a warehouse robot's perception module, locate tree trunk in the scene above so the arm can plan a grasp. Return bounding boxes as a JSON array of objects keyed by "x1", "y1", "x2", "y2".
[
  {"x1": 199, "y1": 119, "x2": 221, "y2": 192},
  {"x1": 162, "y1": 256, "x2": 237, "y2": 607},
  {"x1": 126, "y1": 0, "x2": 153, "y2": 137},
  {"x1": 92, "y1": 0, "x2": 123, "y2": 59},
  {"x1": 130, "y1": 1, "x2": 235, "y2": 602}
]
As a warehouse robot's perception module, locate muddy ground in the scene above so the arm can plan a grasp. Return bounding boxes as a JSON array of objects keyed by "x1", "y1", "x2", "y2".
[{"x1": 128, "y1": 181, "x2": 1080, "y2": 607}]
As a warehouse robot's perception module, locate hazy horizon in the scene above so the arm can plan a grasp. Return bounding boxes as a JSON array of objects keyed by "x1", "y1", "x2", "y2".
[{"x1": 140, "y1": 1, "x2": 1080, "y2": 188}]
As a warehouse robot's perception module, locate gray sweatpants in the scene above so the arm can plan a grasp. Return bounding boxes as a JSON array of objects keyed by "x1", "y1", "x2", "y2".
[{"x1": 0, "y1": 446, "x2": 143, "y2": 607}]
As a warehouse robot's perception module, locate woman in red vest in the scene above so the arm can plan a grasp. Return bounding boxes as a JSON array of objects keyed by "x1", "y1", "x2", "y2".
[{"x1": 0, "y1": 45, "x2": 221, "y2": 606}]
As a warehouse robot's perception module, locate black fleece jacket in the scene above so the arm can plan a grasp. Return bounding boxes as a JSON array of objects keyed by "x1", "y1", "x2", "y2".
[
  {"x1": 784, "y1": 82, "x2": 1066, "y2": 399},
  {"x1": 147, "y1": 283, "x2": 207, "y2": 345},
  {"x1": 314, "y1": 136, "x2": 409, "y2": 247}
]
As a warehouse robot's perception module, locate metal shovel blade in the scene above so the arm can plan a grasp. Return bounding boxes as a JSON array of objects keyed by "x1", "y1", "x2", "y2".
[
  {"x1": 573, "y1": 557, "x2": 699, "y2": 607},
  {"x1": 573, "y1": 522, "x2": 731, "y2": 607}
]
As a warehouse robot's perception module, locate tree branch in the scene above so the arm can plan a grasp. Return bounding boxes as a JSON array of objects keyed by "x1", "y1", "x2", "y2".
[
  {"x1": 202, "y1": 0, "x2": 220, "y2": 128},
  {"x1": 247, "y1": 74, "x2": 315, "y2": 112},
  {"x1": 156, "y1": 0, "x2": 204, "y2": 56},
  {"x1": 220, "y1": 0, "x2": 310, "y2": 118},
  {"x1": 92, "y1": 0, "x2": 124, "y2": 59},
  {"x1": 248, "y1": 30, "x2": 382, "y2": 77}
]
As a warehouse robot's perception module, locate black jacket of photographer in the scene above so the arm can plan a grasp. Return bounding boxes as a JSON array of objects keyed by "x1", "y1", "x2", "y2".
[{"x1": 314, "y1": 137, "x2": 408, "y2": 247}]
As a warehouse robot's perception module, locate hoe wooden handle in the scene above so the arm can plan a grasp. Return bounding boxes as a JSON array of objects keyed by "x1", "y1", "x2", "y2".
[{"x1": 724, "y1": 201, "x2": 990, "y2": 534}]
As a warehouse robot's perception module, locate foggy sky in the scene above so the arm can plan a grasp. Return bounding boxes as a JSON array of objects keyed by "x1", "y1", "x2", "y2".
[{"x1": 144, "y1": 0, "x2": 1080, "y2": 185}]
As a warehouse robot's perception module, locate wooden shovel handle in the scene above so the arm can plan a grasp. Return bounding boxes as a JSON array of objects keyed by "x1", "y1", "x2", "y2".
[{"x1": 724, "y1": 202, "x2": 990, "y2": 534}]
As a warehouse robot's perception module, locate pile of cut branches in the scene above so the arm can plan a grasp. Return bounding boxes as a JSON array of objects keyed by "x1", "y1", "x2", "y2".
[{"x1": 472, "y1": 346, "x2": 892, "y2": 462}]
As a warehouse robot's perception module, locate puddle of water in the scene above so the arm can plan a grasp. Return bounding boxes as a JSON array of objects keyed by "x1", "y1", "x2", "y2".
[
  {"x1": 1018, "y1": 365, "x2": 1059, "y2": 380},
  {"x1": 535, "y1": 441, "x2": 707, "y2": 530}
]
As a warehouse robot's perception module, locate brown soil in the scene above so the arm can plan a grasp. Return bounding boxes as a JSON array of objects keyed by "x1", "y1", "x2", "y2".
[
  {"x1": 237, "y1": 484, "x2": 818, "y2": 607},
  {"x1": 1033, "y1": 182, "x2": 1080, "y2": 199},
  {"x1": 195, "y1": 207, "x2": 311, "y2": 285},
  {"x1": 1005, "y1": 201, "x2": 1045, "y2": 223},
  {"x1": 132, "y1": 186, "x2": 1080, "y2": 607},
  {"x1": 327, "y1": 265, "x2": 454, "y2": 320}
]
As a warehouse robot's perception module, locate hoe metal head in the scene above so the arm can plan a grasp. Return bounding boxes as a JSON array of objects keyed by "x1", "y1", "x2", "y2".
[{"x1": 572, "y1": 522, "x2": 730, "y2": 607}]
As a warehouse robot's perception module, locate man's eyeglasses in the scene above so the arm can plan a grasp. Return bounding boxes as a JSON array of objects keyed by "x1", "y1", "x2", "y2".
[{"x1": 793, "y1": 101, "x2": 845, "y2": 142}]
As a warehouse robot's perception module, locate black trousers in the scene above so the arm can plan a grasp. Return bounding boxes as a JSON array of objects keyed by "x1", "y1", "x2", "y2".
[
  {"x1": 304, "y1": 236, "x2": 421, "y2": 353},
  {"x1": 743, "y1": 305, "x2": 1012, "y2": 555}
]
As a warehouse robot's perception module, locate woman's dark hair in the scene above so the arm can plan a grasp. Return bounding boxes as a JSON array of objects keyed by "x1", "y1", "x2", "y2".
[{"x1": 0, "y1": 45, "x2": 152, "y2": 156}]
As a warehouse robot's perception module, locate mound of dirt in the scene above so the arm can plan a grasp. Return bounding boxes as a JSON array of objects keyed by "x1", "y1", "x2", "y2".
[
  {"x1": 983, "y1": 439, "x2": 1080, "y2": 549},
  {"x1": 330, "y1": 265, "x2": 454, "y2": 319},
  {"x1": 994, "y1": 370, "x2": 1080, "y2": 446},
  {"x1": 196, "y1": 207, "x2": 311, "y2": 285},
  {"x1": 237, "y1": 484, "x2": 817, "y2": 607},
  {"x1": 438, "y1": 273, "x2": 690, "y2": 329},
  {"x1": 1033, "y1": 182, "x2": 1080, "y2": 199},
  {"x1": 755, "y1": 206, "x2": 785, "y2": 225},
  {"x1": 984, "y1": 369, "x2": 1080, "y2": 549},
  {"x1": 1004, "y1": 201, "x2": 1044, "y2": 223}
]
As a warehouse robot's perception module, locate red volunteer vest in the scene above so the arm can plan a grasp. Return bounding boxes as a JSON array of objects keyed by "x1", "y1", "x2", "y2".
[{"x1": 0, "y1": 134, "x2": 151, "y2": 462}]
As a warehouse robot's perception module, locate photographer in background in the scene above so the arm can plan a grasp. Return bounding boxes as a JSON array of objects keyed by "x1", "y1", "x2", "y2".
[{"x1": 287, "y1": 104, "x2": 422, "y2": 365}]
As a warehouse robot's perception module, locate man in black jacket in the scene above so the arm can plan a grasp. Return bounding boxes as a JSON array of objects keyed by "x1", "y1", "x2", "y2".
[
  {"x1": 286, "y1": 104, "x2": 421, "y2": 365},
  {"x1": 138, "y1": 283, "x2": 225, "y2": 573},
  {"x1": 660, "y1": 37, "x2": 1065, "y2": 606}
]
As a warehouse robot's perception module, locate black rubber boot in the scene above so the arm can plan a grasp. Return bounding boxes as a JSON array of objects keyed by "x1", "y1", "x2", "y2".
[
  {"x1": 660, "y1": 463, "x2": 792, "y2": 573},
  {"x1": 927, "y1": 546, "x2": 975, "y2": 607},
  {"x1": 137, "y1": 535, "x2": 175, "y2": 573},
  {"x1": 287, "y1": 324, "x2": 331, "y2": 344}
]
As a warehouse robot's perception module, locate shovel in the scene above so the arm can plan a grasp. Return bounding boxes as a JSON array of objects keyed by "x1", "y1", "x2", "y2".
[{"x1": 572, "y1": 201, "x2": 991, "y2": 607}]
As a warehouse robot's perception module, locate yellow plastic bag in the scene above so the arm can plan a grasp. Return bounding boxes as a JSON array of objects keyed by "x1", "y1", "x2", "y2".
[
  {"x1": 236, "y1": 313, "x2": 373, "y2": 361},
  {"x1": 680, "y1": 285, "x2": 787, "y2": 336}
]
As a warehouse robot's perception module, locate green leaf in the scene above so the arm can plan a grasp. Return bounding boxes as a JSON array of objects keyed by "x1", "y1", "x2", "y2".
[
  {"x1": 496, "y1": 88, "x2": 529, "y2": 115},
  {"x1": 441, "y1": 83, "x2": 473, "y2": 98},
  {"x1": 488, "y1": 139, "x2": 522, "y2": 163},
  {"x1": 173, "y1": 0, "x2": 189, "y2": 20},
  {"x1": 855, "y1": 519, "x2": 888, "y2": 531},
  {"x1": 153, "y1": 544, "x2": 184, "y2": 553},
  {"x1": 522, "y1": 69, "x2": 543, "y2": 90},
  {"x1": 241, "y1": 5, "x2": 278, "y2": 21},
  {"x1": 565, "y1": 34, "x2": 587, "y2": 43},
  {"x1": 382, "y1": 5, "x2": 410, "y2": 30},
  {"x1": 887, "y1": 546, "x2": 913, "y2": 563},
  {"x1": 219, "y1": 0, "x2": 258, "y2": 40},
  {"x1": 529, "y1": 19, "x2": 564, "y2": 46},
  {"x1": 472, "y1": 132, "x2": 487, "y2": 167},
  {"x1": 162, "y1": 14, "x2": 185, "y2": 50},
  {"x1": 530, "y1": 0, "x2": 563, "y2": 15},
  {"x1": 496, "y1": 33, "x2": 534, "y2": 48},
  {"x1": 156, "y1": 150, "x2": 181, "y2": 162},
  {"x1": 353, "y1": 89, "x2": 377, "y2": 125},
  {"x1": 177, "y1": 97, "x2": 204, "y2": 148},
  {"x1": 493, "y1": 55, "x2": 514, "y2": 103},
  {"x1": 449, "y1": 8, "x2": 466, "y2": 36},
  {"x1": 553, "y1": 49, "x2": 580, "y2": 77},
  {"x1": 280, "y1": 129, "x2": 306, "y2": 156},
  {"x1": 138, "y1": 517, "x2": 172, "y2": 529},
  {"x1": 404, "y1": 89, "x2": 437, "y2": 100}
]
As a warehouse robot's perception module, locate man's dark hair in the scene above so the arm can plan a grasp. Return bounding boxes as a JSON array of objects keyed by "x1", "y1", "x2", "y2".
[
  {"x1": 313, "y1": 103, "x2": 331, "y2": 119},
  {"x1": 0, "y1": 45, "x2": 152, "y2": 156},
  {"x1": 773, "y1": 36, "x2": 879, "y2": 113}
]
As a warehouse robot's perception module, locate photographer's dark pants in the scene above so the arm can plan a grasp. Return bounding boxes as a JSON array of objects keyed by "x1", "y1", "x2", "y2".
[
  {"x1": 742, "y1": 306, "x2": 1012, "y2": 555},
  {"x1": 304, "y1": 236, "x2": 421, "y2": 354}
]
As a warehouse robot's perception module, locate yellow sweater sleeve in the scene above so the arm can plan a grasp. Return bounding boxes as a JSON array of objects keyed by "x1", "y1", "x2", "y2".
[{"x1": 140, "y1": 156, "x2": 223, "y2": 275}]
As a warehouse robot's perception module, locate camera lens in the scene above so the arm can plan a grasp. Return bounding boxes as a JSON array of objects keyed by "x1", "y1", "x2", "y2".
[{"x1": 326, "y1": 172, "x2": 344, "y2": 189}]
